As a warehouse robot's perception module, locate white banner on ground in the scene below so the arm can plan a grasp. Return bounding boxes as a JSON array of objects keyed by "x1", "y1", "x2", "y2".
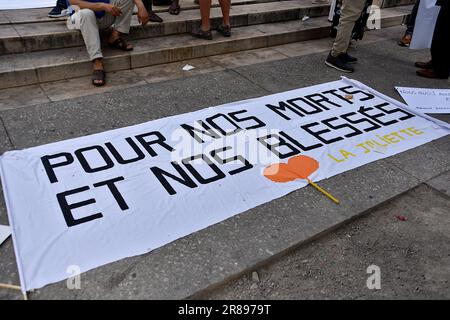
[
  {"x1": 410, "y1": 0, "x2": 440, "y2": 50},
  {"x1": 1, "y1": 78, "x2": 449, "y2": 291},
  {"x1": 0, "y1": 1, "x2": 55, "y2": 10},
  {"x1": 396, "y1": 87, "x2": 450, "y2": 114},
  {"x1": 0, "y1": 225, "x2": 11, "y2": 246}
]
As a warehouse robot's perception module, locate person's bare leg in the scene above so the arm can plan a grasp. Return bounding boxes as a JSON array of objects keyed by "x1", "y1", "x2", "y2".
[
  {"x1": 106, "y1": 0, "x2": 134, "y2": 49},
  {"x1": 218, "y1": 0, "x2": 230, "y2": 27},
  {"x1": 107, "y1": 28, "x2": 133, "y2": 50},
  {"x1": 108, "y1": 28, "x2": 120, "y2": 42},
  {"x1": 199, "y1": 0, "x2": 212, "y2": 31}
]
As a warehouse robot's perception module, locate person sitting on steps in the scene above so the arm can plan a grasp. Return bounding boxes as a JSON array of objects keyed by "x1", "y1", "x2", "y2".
[{"x1": 68, "y1": 0, "x2": 150, "y2": 86}]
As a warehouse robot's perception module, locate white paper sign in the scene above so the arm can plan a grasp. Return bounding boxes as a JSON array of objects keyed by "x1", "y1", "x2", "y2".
[
  {"x1": 1, "y1": 79, "x2": 449, "y2": 291},
  {"x1": 396, "y1": 87, "x2": 450, "y2": 114},
  {"x1": 0, "y1": 225, "x2": 11, "y2": 246},
  {"x1": 410, "y1": 0, "x2": 440, "y2": 50}
]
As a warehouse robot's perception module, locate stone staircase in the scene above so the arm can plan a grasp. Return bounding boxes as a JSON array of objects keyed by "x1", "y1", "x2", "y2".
[{"x1": 0, "y1": 0, "x2": 415, "y2": 90}]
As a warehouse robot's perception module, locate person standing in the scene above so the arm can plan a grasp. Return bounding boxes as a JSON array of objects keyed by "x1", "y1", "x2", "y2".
[
  {"x1": 324, "y1": 0, "x2": 366, "y2": 73},
  {"x1": 142, "y1": 0, "x2": 165, "y2": 22},
  {"x1": 415, "y1": 0, "x2": 450, "y2": 79},
  {"x1": 191, "y1": 0, "x2": 231, "y2": 40},
  {"x1": 398, "y1": 0, "x2": 420, "y2": 47}
]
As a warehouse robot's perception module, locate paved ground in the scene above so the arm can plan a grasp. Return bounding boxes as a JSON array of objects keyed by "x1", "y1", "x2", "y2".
[
  {"x1": 200, "y1": 184, "x2": 450, "y2": 299},
  {"x1": 0, "y1": 26, "x2": 449, "y2": 299}
]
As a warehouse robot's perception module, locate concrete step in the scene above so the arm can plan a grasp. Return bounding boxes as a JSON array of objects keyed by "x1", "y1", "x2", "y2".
[
  {"x1": 0, "y1": 26, "x2": 410, "y2": 110},
  {"x1": 0, "y1": 0, "x2": 416, "y2": 55},
  {"x1": 0, "y1": 4, "x2": 412, "y2": 90},
  {"x1": 0, "y1": 0, "x2": 261, "y2": 25},
  {"x1": 361, "y1": 0, "x2": 416, "y2": 8},
  {"x1": 0, "y1": 0, "x2": 331, "y2": 54},
  {"x1": 380, "y1": 0, "x2": 416, "y2": 8},
  {"x1": 0, "y1": 0, "x2": 413, "y2": 26}
]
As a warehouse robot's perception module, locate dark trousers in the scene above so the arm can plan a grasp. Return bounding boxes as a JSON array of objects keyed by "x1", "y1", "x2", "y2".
[
  {"x1": 405, "y1": 0, "x2": 420, "y2": 35},
  {"x1": 143, "y1": 0, "x2": 174, "y2": 10},
  {"x1": 431, "y1": 3, "x2": 450, "y2": 78},
  {"x1": 154, "y1": 0, "x2": 173, "y2": 4},
  {"x1": 142, "y1": 0, "x2": 152, "y2": 11}
]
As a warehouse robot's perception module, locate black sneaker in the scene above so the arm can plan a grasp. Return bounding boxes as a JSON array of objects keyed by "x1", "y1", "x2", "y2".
[
  {"x1": 217, "y1": 25, "x2": 231, "y2": 37},
  {"x1": 325, "y1": 52, "x2": 354, "y2": 73},
  {"x1": 191, "y1": 27, "x2": 213, "y2": 40},
  {"x1": 341, "y1": 52, "x2": 357, "y2": 64},
  {"x1": 48, "y1": 0, "x2": 69, "y2": 18}
]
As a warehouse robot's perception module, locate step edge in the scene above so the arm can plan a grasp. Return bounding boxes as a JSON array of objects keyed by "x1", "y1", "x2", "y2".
[
  {"x1": 1, "y1": 2, "x2": 331, "y2": 54},
  {"x1": 0, "y1": 10, "x2": 409, "y2": 90}
]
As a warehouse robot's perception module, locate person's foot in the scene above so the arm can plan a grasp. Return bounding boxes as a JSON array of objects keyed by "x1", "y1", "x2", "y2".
[
  {"x1": 398, "y1": 34, "x2": 412, "y2": 47},
  {"x1": 48, "y1": 0, "x2": 69, "y2": 18},
  {"x1": 169, "y1": 1, "x2": 181, "y2": 15},
  {"x1": 191, "y1": 27, "x2": 213, "y2": 40},
  {"x1": 149, "y1": 11, "x2": 163, "y2": 22},
  {"x1": 325, "y1": 51, "x2": 354, "y2": 73},
  {"x1": 217, "y1": 24, "x2": 231, "y2": 37},
  {"x1": 108, "y1": 37, "x2": 134, "y2": 51},
  {"x1": 92, "y1": 59, "x2": 106, "y2": 86},
  {"x1": 341, "y1": 52, "x2": 357, "y2": 64},
  {"x1": 414, "y1": 60, "x2": 433, "y2": 69},
  {"x1": 416, "y1": 69, "x2": 448, "y2": 79},
  {"x1": 107, "y1": 30, "x2": 133, "y2": 51}
]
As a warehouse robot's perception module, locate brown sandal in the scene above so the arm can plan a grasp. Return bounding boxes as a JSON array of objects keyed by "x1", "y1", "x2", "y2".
[
  {"x1": 92, "y1": 69, "x2": 106, "y2": 86},
  {"x1": 108, "y1": 38, "x2": 133, "y2": 51}
]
